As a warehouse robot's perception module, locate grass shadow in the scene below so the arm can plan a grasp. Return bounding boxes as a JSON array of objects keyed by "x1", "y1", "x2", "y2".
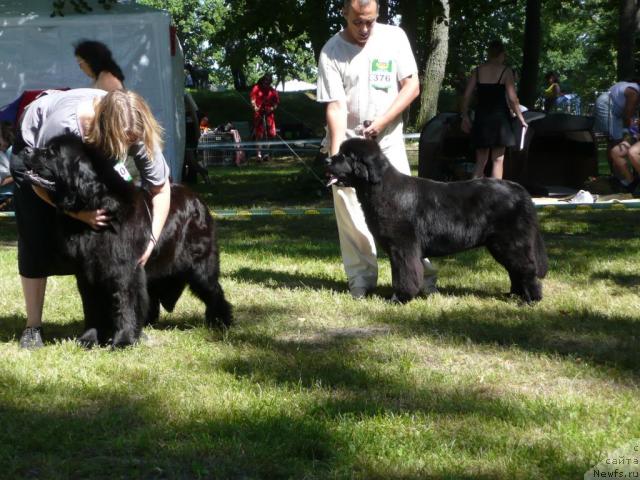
[{"x1": 230, "y1": 267, "x2": 346, "y2": 292}]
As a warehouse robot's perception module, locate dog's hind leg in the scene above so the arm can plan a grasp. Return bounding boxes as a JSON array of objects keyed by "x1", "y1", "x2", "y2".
[
  {"x1": 487, "y1": 236, "x2": 542, "y2": 303},
  {"x1": 148, "y1": 277, "x2": 187, "y2": 317},
  {"x1": 188, "y1": 269, "x2": 232, "y2": 328},
  {"x1": 389, "y1": 247, "x2": 423, "y2": 303}
]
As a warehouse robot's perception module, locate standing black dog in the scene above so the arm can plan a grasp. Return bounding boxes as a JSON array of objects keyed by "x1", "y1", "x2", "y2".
[
  {"x1": 326, "y1": 138, "x2": 548, "y2": 303},
  {"x1": 22, "y1": 134, "x2": 232, "y2": 347}
]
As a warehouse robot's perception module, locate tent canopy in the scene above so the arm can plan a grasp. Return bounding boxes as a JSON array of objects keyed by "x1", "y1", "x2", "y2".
[
  {"x1": 0, "y1": 0, "x2": 185, "y2": 180},
  {"x1": 276, "y1": 79, "x2": 316, "y2": 92}
]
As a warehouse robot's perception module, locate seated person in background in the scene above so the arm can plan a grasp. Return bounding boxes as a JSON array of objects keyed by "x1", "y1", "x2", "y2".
[
  {"x1": 200, "y1": 116, "x2": 212, "y2": 135},
  {"x1": 213, "y1": 123, "x2": 245, "y2": 166},
  {"x1": 543, "y1": 71, "x2": 562, "y2": 113},
  {"x1": 609, "y1": 122, "x2": 640, "y2": 193},
  {"x1": 595, "y1": 80, "x2": 640, "y2": 140},
  {"x1": 595, "y1": 80, "x2": 640, "y2": 189},
  {"x1": 74, "y1": 40, "x2": 125, "y2": 91}
]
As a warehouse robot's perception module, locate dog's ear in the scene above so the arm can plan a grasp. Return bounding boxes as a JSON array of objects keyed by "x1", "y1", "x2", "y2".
[
  {"x1": 359, "y1": 151, "x2": 383, "y2": 184},
  {"x1": 350, "y1": 154, "x2": 369, "y2": 182}
]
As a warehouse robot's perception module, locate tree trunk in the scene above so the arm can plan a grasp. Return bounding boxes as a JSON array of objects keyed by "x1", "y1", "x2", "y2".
[
  {"x1": 518, "y1": 0, "x2": 541, "y2": 108},
  {"x1": 417, "y1": 0, "x2": 450, "y2": 128},
  {"x1": 305, "y1": 0, "x2": 332, "y2": 61},
  {"x1": 232, "y1": 67, "x2": 247, "y2": 91},
  {"x1": 618, "y1": 0, "x2": 639, "y2": 80}
]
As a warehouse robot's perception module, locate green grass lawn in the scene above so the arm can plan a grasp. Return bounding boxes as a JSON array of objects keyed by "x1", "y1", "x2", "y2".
[{"x1": 0, "y1": 159, "x2": 639, "y2": 479}]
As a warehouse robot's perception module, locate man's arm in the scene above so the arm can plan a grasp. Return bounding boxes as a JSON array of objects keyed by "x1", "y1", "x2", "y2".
[
  {"x1": 326, "y1": 100, "x2": 348, "y2": 156},
  {"x1": 363, "y1": 74, "x2": 420, "y2": 139}
]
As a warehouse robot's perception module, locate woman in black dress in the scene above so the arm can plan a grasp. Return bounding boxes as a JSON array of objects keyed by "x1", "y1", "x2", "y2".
[{"x1": 461, "y1": 40, "x2": 527, "y2": 179}]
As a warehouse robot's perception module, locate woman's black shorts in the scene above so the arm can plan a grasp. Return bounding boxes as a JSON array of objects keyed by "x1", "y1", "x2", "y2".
[{"x1": 10, "y1": 148, "x2": 73, "y2": 278}]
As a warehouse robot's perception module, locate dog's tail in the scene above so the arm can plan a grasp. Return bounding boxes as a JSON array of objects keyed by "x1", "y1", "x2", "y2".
[{"x1": 534, "y1": 228, "x2": 548, "y2": 278}]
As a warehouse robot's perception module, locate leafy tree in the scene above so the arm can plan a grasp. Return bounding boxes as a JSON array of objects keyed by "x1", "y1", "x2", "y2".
[
  {"x1": 539, "y1": 0, "x2": 617, "y2": 103},
  {"x1": 416, "y1": 0, "x2": 450, "y2": 127},
  {"x1": 617, "y1": 0, "x2": 639, "y2": 81},
  {"x1": 138, "y1": 0, "x2": 229, "y2": 86}
]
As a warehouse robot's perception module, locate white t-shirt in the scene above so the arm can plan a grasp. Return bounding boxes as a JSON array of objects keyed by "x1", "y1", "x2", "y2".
[{"x1": 317, "y1": 23, "x2": 418, "y2": 155}]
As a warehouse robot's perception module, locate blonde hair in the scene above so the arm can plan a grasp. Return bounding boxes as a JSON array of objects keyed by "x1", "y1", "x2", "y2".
[{"x1": 85, "y1": 90, "x2": 163, "y2": 162}]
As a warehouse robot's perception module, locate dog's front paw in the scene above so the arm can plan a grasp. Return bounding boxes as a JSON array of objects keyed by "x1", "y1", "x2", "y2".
[
  {"x1": 389, "y1": 293, "x2": 412, "y2": 304},
  {"x1": 111, "y1": 328, "x2": 138, "y2": 348},
  {"x1": 77, "y1": 328, "x2": 98, "y2": 349}
]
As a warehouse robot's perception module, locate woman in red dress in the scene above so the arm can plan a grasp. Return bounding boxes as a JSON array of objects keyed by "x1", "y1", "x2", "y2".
[{"x1": 250, "y1": 73, "x2": 279, "y2": 161}]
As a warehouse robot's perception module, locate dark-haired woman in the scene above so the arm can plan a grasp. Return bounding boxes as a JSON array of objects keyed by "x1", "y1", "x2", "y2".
[
  {"x1": 74, "y1": 40, "x2": 125, "y2": 91},
  {"x1": 461, "y1": 40, "x2": 527, "y2": 179}
]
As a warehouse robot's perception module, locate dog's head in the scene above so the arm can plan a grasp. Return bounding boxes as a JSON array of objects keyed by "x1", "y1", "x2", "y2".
[
  {"x1": 22, "y1": 134, "x2": 117, "y2": 212},
  {"x1": 325, "y1": 138, "x2": 388, "y2": 188}
]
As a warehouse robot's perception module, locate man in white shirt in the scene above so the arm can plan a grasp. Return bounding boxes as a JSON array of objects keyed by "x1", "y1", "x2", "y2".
[{"x1": 317, "y1": 0, "x2": 437, "y2": 299}]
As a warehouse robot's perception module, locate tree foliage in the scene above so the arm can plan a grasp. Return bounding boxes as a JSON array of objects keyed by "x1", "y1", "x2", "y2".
[{"x1": 88, "y1": 1, "x2": 632, "y2": 117}]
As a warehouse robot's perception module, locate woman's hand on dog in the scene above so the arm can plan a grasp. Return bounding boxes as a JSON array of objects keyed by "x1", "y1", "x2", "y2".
[{"x1": 71, "y1": 209, "x2": 111, "y2": 230}]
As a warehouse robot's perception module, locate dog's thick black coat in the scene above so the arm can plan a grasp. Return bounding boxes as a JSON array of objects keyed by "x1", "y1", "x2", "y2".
[
  {"x1": 327, "y1": 138, "x2": 548, "y2": 303},
  {"x1": 23, "y1": 134, "x2": 232, "y2": 347}
]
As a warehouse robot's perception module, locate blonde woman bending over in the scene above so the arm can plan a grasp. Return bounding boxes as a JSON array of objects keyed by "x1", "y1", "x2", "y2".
[{"x1": 9, "y1": 88, "x2": 170, "y2": 348}]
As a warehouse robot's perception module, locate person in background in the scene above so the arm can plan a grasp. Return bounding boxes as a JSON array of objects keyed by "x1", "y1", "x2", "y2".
[
  {"x1": 185, "y1": 68, "x2": 195, "y2": 88},
  {"x1": 461, "y1": 39, "x2": 527, "y2": 179},
  {"x1": 10, "y1": 89, "x2": 170, "y2": 349},
  {"x1": 609, "y1": 121, "x2": 640, "y2": 193},
  {"x1": 250, "y1": 73, "x2": 279, "y2": 161},
  {"x1": 183, "y1": 92, "x2": 207, "y2": 183},
  {"x1": 543, "y1": 71, "x2": 562, "y2": 113},
  {"x1": 74, "y1": 40, "x2": 125, "y2": 91},
  {"x1": 0, "y1": 122, "x2": 15, "y2": 206},
  {"x1": 316, "y1": 0, "x2": 437, "y2": 299},
  {"x1": 594, "y1": 80, "x2": 640, "y2": 191},
  {"x1": 200, "y1": 116, "x2": 211, "y2": 135}
]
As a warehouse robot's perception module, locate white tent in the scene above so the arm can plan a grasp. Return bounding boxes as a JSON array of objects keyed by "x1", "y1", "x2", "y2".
[
  {"x1": 0, "y1": 0, "x2": 186, "y2": 180},
  {"x1": 276, "y1": 79, "x2": 317, "y2": 92}
]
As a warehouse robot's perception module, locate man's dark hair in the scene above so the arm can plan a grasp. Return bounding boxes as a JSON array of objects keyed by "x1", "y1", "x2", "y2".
[{"x1": 74, "y1": 40, "x2": 125, "y2": 82}]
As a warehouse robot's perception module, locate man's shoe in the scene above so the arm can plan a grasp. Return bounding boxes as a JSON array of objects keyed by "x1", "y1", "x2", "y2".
[
  {"x1": 350, "y1": 287, "x2": 371, "y2": 299},
  {"x1": 19, "y1": 327, "x2": 44, "y2": 350}
]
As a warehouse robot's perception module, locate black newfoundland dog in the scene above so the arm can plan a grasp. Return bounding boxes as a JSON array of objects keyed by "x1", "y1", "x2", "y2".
[
  {"x1": 22, "y1": 134, "x2": 232, "y2": 347},
  {"x1": 326, "y1": 138, "x2": 548, "y2": 303}
]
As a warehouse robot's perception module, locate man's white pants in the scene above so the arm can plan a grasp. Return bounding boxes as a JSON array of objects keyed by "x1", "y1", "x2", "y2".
[{"x1": 332, "y1": 141, "x2": 438, "y2": 291}]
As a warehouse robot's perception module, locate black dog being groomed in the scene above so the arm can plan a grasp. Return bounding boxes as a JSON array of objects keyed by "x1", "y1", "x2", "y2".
[
  {"x1": 22, "y1": 134, "x2": 232, "y2": 347},
  {"x1": 326, "y1": 138, "x2": 548, "y2": 303}
]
